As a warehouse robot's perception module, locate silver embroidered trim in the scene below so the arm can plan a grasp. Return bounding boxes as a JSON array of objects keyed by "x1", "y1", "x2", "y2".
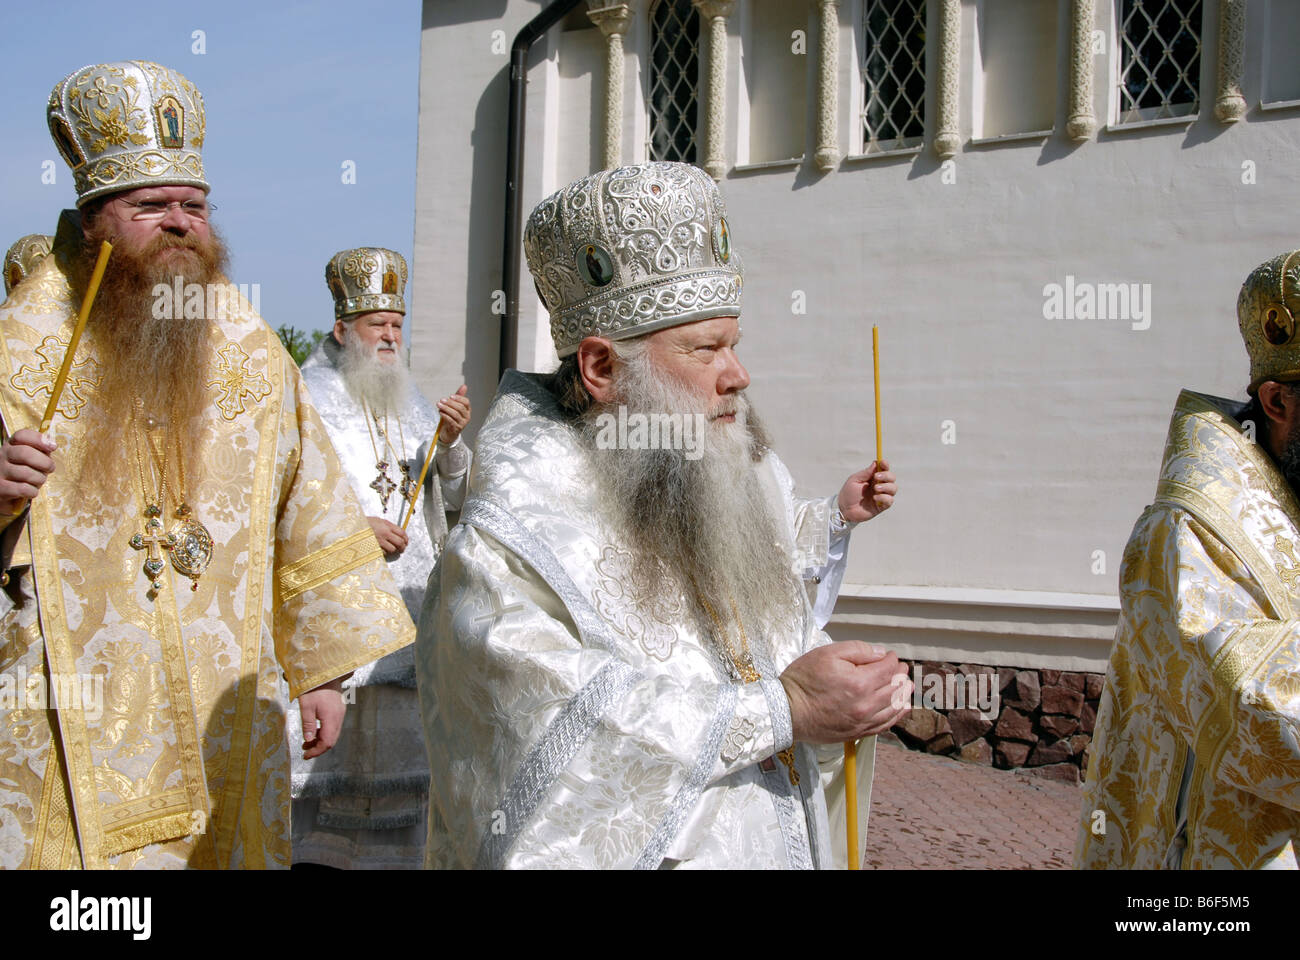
[
  {"x1": 633, "y1": 683, "x2": 738, "y2": 870},
  {"x1": 464, "y1": 498, "x2": 618, "y2": 653},
  {"x1": 745, "y1": 762, "x2": 811, "y2": 871},
  {"x1": 795, "y1": 741, "x2": 832, "y2": 870},
  {"x1": 752, "y1": 647, "x2": 814, "y2": 870},
  {"x1": 475, "y1": 659, "x2": 640, "y2": 870},
  {"x1": 759, "y1": 674, "x2": 793, "y2": 754},
  {"x1": 464, "y1": 497, "x2": 645, "y2": 868}
]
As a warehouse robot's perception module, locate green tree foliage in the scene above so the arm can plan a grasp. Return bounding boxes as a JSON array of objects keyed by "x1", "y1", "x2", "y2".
[{"x1": 276, "y1": 326, "x2": 327, "y2": 366}]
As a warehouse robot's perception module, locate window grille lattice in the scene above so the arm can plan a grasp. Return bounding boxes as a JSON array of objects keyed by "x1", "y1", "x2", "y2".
[
  {"x1": 862, "y1": 0, "x2": 927, "y2": 152},
  {"x1": 1118, "y1": 0, "x2": 1202, "y2": 123},
  {"x1": 649, "y1": 0, "x2": 700, "y2": 163}
]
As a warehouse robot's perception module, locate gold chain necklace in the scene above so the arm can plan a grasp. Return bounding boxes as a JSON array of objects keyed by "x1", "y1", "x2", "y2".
[
  {"x1": 362, "y1": 402, "x2": 400, "y2": 514},
  {"x1": 696, "y1": 589, "x2": 800, "y2": 787},
  {"x1": 163, "y1": 434, "x2": 214, "y2": 590},
  {"x1": 129, "y1": 413, "x2": 175, "y2": 597},
  {"x1": 362, "y1": 402, "x2": 414, "y2": 516},
  {"x1": 132, "y1": 407, "x2": 214, "y2": 594}
]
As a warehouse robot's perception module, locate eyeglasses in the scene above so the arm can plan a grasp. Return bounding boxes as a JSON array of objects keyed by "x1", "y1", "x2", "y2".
[{"x1": 113, "y1": 198, "x2": 217, "y2": 221}]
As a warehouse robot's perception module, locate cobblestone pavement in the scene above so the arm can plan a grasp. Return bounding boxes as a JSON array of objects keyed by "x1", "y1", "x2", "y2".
[{"x1": 863, "y1": 736, "x2": 1082, "y2": 869}]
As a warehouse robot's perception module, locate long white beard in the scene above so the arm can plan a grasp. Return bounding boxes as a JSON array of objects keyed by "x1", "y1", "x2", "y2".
[
  {"x1": 578, "y1": 350, "x2": 801, "y2": 665},
  {"x1": 337, "y1": 331, "x2": 411, "y2": 414}
]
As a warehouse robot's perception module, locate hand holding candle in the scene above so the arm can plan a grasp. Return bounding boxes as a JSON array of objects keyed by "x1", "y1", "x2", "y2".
[
  {"x1": 0, "y1": 241, "x2": 111, "y2": 516},
  {"x1": 845, "y1": 324, "x2": 885, "y2": 871},
  {"x1": 402, "y1": 385, "x2": 470, "y2": 530}
]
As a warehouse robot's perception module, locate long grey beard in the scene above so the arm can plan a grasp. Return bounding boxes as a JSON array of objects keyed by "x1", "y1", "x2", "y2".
[
  {"x1": 337, "y1": 333, "x2": 411, "y2": 415},
  {"x1": 577, "y1": 351, "x2": 801, "y2": 665}
]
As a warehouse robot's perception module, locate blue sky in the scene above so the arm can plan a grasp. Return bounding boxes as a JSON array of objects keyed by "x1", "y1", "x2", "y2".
[{"x1": 0, "y1": 0, "x2": 422, "y2": 334}]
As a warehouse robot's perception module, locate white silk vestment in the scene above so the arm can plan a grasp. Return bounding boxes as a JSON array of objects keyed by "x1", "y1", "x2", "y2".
[
  {"x1": 1078, "y1": 390, "x2": 1300, "y2": 869},
  {"x1": 0, "y1": 250, "x2": 413, "y2": 869},
  {"x1": 289, "y1": 336, "x2": 469, "y2": 868},
  {"x1": 418, "y1": 371, "x2": 865, "y2": 869}
]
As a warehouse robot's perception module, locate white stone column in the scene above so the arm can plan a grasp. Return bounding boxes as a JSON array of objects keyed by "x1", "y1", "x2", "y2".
[
  {"x1": 933, "y1": 0, "x2": 961, "y2": 159},
  {"x1": 1066, "y1": 0, "x2": 1096, "y2": 140},
  {"x1": 814, "y1": 0, "x2": 841, "y2": 171},
  {"x1": 1214, "y1": 0, "x2": 1246, "y2": 122},
  {"x1": 588, "y1": 3, "x2": 632, "y2": 169},
  {"x1": 692, "y1": 0, "x2": 736, "y2": 179}
]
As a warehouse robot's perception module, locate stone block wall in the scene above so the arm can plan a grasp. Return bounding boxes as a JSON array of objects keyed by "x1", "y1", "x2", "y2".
[{"x1": 890, "y1": 660, "x2": 1104, "y2": 785}]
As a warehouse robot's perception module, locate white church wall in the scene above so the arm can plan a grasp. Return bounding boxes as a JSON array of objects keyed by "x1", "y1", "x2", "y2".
[{"x1": 415, "y1": 0, "x2": 1300, "y2": 670}]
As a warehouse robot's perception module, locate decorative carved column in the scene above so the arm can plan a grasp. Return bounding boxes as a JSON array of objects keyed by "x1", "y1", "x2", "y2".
[
  {"x1": 692, "y1": 0, "x2": 736, "y2": 179},
  {"x1": 814, "y1": 0, "x2": 841, "y2": 170},
  {"x1": 1066, "y1": 0, "x2": 1096, "y2": 140},
  {"x1": 933, "y1": 0, "x2": 961, "y2": 159},
  {"x1": 1214, "y1": 0, "x2": 1246, "y2": 122},
  {"x1": 588, "y1": 3, "x2": 632, "y2": 169}
]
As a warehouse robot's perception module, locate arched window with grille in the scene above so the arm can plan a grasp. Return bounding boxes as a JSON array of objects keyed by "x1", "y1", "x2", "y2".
[
  {"x1": 861, "y1": 0, "x2": 927, "y2": 154},
  {"x1": 1116, "y1": 0, "x2": 1203, "y2": 124},
  {"x1": 648, "y1": 0, "x2": 701, "y2": 163}
]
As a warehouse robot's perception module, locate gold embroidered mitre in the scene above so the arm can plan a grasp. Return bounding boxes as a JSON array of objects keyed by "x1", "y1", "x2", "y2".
[
  {"x1": 524, "y1": 162, "x2": 743, "y2": 358},
  {"x1": 1239, "y1": 249, "x2": 1300, "y2": 394},
  {"x1": 325, "y1": 247, "x2": 408, "y2": 319},
  {"x1": 3, "y1": 234, "x2": 53, "y2": 295},
  {"x1": 48, "y1": 60, "x2": 208, "y2": 207}
]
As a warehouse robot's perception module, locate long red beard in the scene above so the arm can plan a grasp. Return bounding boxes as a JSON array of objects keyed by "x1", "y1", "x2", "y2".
[{"x1": 66, "y1": 225, "x2": 230, "y2": 498}]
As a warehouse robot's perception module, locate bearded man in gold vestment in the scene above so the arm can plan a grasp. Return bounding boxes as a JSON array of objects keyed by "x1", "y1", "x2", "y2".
[
  {"x1": 0, "y1": 61, "x2": 413, "y2": 869},
  {"x1": 1079, "y1": 250, "x2": 1300, "y2": 869}
]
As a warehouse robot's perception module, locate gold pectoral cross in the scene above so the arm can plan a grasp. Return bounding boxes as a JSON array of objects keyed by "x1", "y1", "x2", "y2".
[
  {"x1": 370, "y1": 461, "x2": 397, "y2": 512},
  {"x1": 398, "y1": 461, "x2": 417, "y2": 508},
  {"x1": 130, "y1": 506, "x2": 176, "y2": 594}
]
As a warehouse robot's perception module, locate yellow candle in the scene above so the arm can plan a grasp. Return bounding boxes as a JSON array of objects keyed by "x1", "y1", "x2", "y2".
[
  {"x1": 401, "y1": 420, "x2": 442, "y2": 531},
  {"x1": 845, "y1": 325, "x2": 882, "y2": 870},
  {"x1": 845, "y1": 742, "x2": 859, "y2": 869},
  {"x1": 40, "y1": 240, "x2": 112, "y2": 433},
  {"x1": 873, "y1": 324, "x2": 882, "y2": 462}
]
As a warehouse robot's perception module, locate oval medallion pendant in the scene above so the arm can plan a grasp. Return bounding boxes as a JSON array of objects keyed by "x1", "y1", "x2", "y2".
[{"x1": 169, "y1": 506, "x2": 214, "y2": 590}]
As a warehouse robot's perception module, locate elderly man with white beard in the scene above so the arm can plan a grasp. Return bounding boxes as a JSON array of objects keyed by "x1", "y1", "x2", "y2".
[
  {"x1": 290, "y1": 247, "x2": 471, "y2": 869},
  {"x1": 418, "y1": 162, "x2": 907, "y2": 870}
]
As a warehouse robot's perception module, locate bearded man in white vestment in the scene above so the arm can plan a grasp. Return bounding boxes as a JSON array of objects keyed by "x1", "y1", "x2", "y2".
[
  {"x1": 419, "y1": 162, "x2": 909, "y2": 869},
  {"x1": 290, "y1": 247, "x2": 471, "y2": 868}
]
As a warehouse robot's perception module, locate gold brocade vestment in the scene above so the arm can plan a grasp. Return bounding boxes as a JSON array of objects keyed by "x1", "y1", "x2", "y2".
[
  {"x1": 1078, "y1": 390, "x2": 1300, "y2": 869},
  {"x1": 0, "y1": 255, "x2": 413, "y2": 869}
]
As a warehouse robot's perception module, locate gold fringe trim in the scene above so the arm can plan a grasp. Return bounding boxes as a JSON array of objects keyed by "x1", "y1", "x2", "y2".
[
  {"x1": 276, "y1": 529, "x2": 381, "y2": 605},
  {"x1": 101, "y1": 810, "x2": 198, "y2": 858}
]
